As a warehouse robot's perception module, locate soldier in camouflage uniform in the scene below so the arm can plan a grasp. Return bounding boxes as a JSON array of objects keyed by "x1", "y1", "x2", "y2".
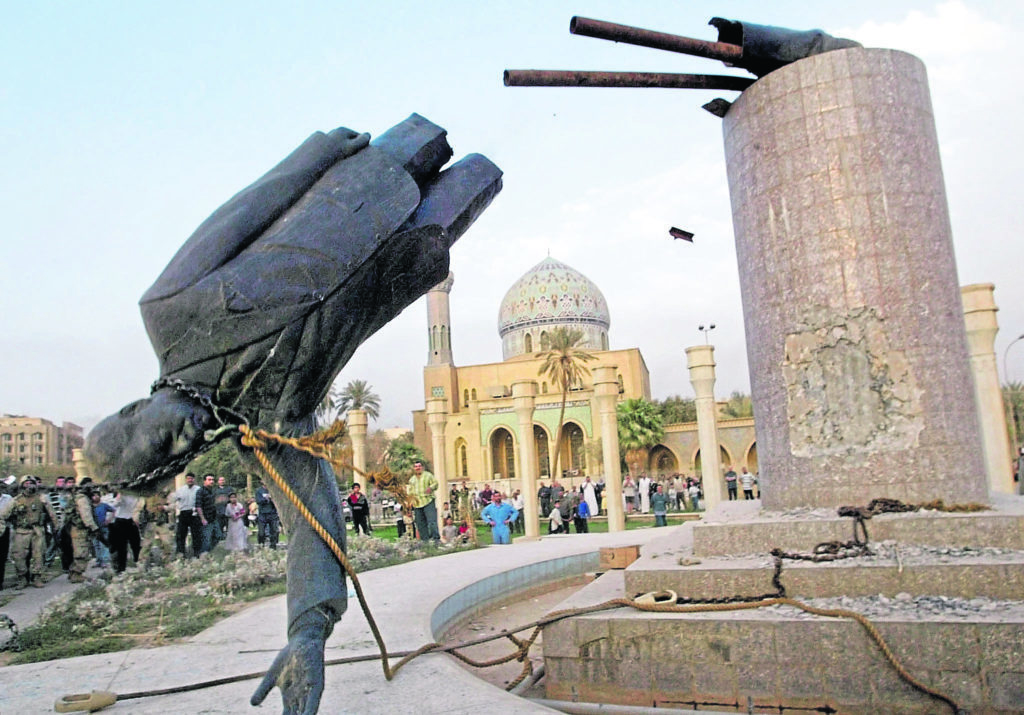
[
  {"x1": 65, "y1": 478, "x2": 102, "y2": 583},
  {"x1": 0, "y1": 476, "x2": 59, "y2": 588},
  {"x1": 139, "y1": 486, "x2": 175, "y2": 568}
]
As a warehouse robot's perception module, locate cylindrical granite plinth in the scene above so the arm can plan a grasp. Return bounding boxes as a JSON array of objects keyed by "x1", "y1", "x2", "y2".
[{"x1": 724, "y1": 48, "x2": 987, "y2": 509}]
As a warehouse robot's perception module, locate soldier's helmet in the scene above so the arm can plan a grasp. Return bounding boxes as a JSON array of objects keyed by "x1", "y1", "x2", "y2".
[{"x1": 19, "y1": 475, "x2": 36, "y2": 487}]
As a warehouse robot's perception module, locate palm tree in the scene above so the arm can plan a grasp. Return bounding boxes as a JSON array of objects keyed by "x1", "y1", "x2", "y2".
[
  {"x1": 538, "y1": 327, "x2": 596, "y2": 479},
  {"x1": 617, "y1": 398, "x2": 666, "y2": 477},
  {"x1": 316, "y1": 379, "x2": 381, "y2": 427},
  {"x1": 339, "y1": 379, "x2": 382, "y2": 419}
]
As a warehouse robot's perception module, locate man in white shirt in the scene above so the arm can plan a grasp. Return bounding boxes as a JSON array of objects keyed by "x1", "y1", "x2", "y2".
[
  {"x1": 170, "y1": 472, "x2": 200, "y2": 557},
  {"x1": 740, "y1": 467, "x2": 756, "y2": 500}
]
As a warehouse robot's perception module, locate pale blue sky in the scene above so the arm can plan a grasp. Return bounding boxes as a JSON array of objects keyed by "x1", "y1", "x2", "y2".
[{"x1": 2, "y1": 1, "x2": 1021, "y2": 431}]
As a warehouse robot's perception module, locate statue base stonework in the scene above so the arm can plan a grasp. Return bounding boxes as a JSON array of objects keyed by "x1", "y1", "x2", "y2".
[
  {"x1": 543, "y1": 497, "x2": 1024, "y2": 712},
  {"x1": 542, "y1": 46, "x2": 1020, "y2": 713},
  {"x1": 724, "y1": 47, "x2": 987, "y2": 509}
]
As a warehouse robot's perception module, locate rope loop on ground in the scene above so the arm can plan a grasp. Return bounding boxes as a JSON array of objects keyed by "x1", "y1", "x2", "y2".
[{"x1": 191, "y1": 434, "x2": 974, "y2": 715}]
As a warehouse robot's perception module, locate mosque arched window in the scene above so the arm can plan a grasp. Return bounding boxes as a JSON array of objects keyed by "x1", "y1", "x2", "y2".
[
  {"x1": 471, "y1": 388, "x2": 477, "y2": 401},
  {"x1": 525, "y1": 333, "x2": 533, "y2": 353},
  {"x1": 455, "y1": 438, "x2": 469, "y2": 477},
  {"x1": 490, "y1": 427, "x2": 516, "y2": 480},
  {"x1": 463, "y1": 389, "x2": 469, "y2": 408},
  {"x1": 601, "y1": 332, "x2": 609, "y2": 350},
  {"x1": 540, "y1": 331, "x2": 550, "y2": 351},
  {"x1": 535, "y1": 424, "x2": 550, "y2": 477}
]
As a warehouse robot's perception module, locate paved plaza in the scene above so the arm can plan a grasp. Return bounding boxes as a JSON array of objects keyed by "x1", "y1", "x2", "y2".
[{"x1": 1, "y1": 529, "x2": 664, "y2": 714}]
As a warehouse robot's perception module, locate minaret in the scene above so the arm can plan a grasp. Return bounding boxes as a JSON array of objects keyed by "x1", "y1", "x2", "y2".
[{"x1": 426, "y1": 272, "x2": 455, "y2": 365}]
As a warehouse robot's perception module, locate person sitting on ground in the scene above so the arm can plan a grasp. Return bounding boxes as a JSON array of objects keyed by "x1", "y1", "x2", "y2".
[
  {"x1": 440, "y1": 516, "x2": 458, "y2": 545},
  {"x1": 457, "y1": 518, "x2": 470, "y2": 543}
]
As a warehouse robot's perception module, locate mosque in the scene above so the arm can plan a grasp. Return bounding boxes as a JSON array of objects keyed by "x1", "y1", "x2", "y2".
[{"x1": 411, "y1": 257, "x2": 758, "y2": 497}]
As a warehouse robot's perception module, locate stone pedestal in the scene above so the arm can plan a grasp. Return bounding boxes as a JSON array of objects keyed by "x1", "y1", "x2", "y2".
[
  {"x1": 426, "y1": 397, "x2": 448, "y2": 535},
  {"x1": 687, "y1": 345, "x2": 723, "y2": 510},
  {"x1": 724, "y1": 47, "x2": 987, "y2": 508},
  {"x1": 962, "y1": 284, "x2": 1014, "y2": 493},
  {"x1": 512, "y1": 380, "x2": 540, "y2": 539},
  {"x1": 593, "y1": 366, "x2": 624, "y2": 532},
  {"x1": 347, "y1": 408, "x2": 368, "y2": 489}
]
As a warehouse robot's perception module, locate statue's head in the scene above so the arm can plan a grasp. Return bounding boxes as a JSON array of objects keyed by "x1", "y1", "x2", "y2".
[{"x1": 83, "y1": 389, "x2": 214, "y2": 485}]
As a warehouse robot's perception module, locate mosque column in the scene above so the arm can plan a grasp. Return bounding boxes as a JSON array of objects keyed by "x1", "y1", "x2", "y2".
[
  {"x1": 687, "y1": 345, "x2": 724, "y2": 510},
  {"x1": 962, "y1": 284, "x2": 1014, "y2": 493},
  {"x1": 593, "y1": 366, "x2": 624, "y2": 532},
  {"x1": 72, "y1": 448, "x2": 86, "y2": 479},
  {"x1": 426, "y1": 397, "x2": 449, "y2": 535},
  {"x1": 347, "y1": 408, "x2": 368, "y2": 489},
  {"x1": 512, "y1": 380, "x2": 540, "y2": 539}
]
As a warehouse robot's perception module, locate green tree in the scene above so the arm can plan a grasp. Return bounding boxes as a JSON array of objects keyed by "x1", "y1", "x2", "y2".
[
  {"x1": 537, "y1": 327, "x2": 596, "y2": 479},
  {"x1": 721, "y1": 390, "x2": 754, "y2": 419},
  {"x1": 655, "y1": 395, "x2": 697, "y2": 424},
  {"x1": 187, "y1": 440, "x2": 251, "y2": 489},
  {"x1": 1003, "y1": 382, "x2": 1024, "y2": 451},
  {"x1": 385, "y1": 438, "x2": 429, "y2": 477},
  {"x1": 617, "y1": 398, "x2": 665, "y2": 477}
]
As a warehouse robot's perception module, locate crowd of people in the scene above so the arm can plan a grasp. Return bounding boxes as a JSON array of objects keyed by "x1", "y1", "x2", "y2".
[
  {"x1": 0, "y1": 471, "x2": 287, "y2": 590},
  {"x1": 0, "y1": 461, "x2": 764, "y2": 590}
]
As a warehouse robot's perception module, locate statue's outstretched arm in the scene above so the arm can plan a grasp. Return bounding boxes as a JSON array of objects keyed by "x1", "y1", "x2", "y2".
[{"x1": 83, "y1": 114, "x2": 502, "y2": 714}]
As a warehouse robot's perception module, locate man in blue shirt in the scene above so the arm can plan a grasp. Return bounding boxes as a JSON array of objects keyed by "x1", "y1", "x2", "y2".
[{"x1": 481, "y1": 491, "x2": 518, "y2": 545}]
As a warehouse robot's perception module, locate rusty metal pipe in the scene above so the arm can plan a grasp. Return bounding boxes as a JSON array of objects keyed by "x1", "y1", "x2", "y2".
[
  {"x1": 503, "y1": 70, "x2": 753, "y2": 91},
  {"x1": 569, "y1": 16, "x2": 743, "y2": 64}
]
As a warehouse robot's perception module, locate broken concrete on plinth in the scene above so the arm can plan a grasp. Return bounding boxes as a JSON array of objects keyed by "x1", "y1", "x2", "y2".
[{"x1": 543, "y1": 46, "x2": 1024, "y2": 714}]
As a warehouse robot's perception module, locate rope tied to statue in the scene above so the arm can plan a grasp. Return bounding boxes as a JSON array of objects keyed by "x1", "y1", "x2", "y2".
[
  {"x1": 55, "y1": 421, "x2": 972, "y2": 713},
  {"x1": 234, "y1": 429, "x2": 969, "y2": 713}
]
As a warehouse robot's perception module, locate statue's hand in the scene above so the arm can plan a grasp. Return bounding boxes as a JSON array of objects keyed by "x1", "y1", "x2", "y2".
[{"x1": 251, "y1": 606, "x2": 334, "y2": 715}]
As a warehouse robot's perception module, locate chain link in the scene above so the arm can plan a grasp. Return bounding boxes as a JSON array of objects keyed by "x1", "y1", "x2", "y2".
[
  {"x1": 118, "y1": 378, "x2": 249, "y2": 489},
  {"x1": 672, "y1": 498, "x2": 984, "y2": 605}
]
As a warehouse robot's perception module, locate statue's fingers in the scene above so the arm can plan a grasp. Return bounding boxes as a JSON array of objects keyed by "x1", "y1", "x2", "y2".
[
  {"x1": 300, "y1": 679, "x2": 325, "y2": 715},
  {"x1": 143, "y1": 127, "x2": 370, "y2": 303},
  {"x1": 250, "y1": 647, "x2": 289, "y2": 706}
]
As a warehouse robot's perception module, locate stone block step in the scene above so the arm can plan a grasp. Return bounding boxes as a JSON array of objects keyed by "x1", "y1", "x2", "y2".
[
  {"x1": 543, "y1": 570, "x2": 1024, "y2": 714},
  {"x1": 622, "y1": 546, "x2": 1024, "y2": 601},
  {"x1": 692, "y1": 506, "x2": 1024, "y2": 558}
]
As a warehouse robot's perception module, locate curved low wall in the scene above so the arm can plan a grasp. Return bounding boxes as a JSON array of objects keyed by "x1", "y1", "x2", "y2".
[{"x1": 431, "y1": 551, "x2": 601, "y2": 638}]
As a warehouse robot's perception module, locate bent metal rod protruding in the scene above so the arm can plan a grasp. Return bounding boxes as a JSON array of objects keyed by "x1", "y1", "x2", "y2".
[
  {"x1": 503, "y1": 70, "x2": 753, "y2": 92},
  {"x1": 569, "y1": 15, "x2": 743, "y2": 65}
]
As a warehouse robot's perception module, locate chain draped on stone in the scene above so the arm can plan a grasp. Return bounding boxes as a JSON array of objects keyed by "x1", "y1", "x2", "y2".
[{"x1": 103, "y1": 389, "x2": 970, "y2": 715}]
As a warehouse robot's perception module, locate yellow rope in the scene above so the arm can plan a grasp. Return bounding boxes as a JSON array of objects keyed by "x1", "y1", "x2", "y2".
[
  {"x1": 236, "y1": 422, "x2": 961, "y2": 712},
  {"x1": 239, "y1": 423, "x2": 400, "y2": 681}
]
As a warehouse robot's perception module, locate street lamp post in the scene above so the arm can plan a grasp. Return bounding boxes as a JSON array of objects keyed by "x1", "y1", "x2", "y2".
[{"x1": 698, "y1": 323, "x2": 716, "y2": 345}]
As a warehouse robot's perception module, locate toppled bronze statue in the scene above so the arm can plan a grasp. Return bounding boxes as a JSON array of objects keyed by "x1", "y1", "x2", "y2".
[{"x1": 83, "y1": 113, "x2": 502, "y2": 713}]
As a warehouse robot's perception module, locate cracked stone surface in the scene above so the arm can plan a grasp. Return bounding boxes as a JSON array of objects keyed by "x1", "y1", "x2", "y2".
[{"x1": 723, "y1": 47, "x2": 987, "y2": 509}]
